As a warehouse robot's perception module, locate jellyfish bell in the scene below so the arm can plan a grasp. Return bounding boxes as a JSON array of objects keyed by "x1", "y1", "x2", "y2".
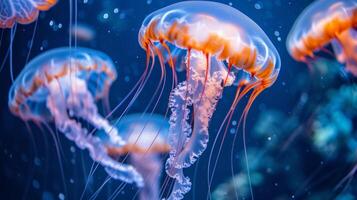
[
  {"x1": 99, "y1": 113, "x2": 171, "y2": 156},
  {"x1": 0, "y1": 0, "x2": 59, "y2": 83},
  {"x1": 0, "y1": 0, "x2": 57, "y2": 28},
  {"x1": 8, "y1": 47, "x2": 144, "y2": 187},
  {"x1": 139, "y1": 1, "x2": 280, "y2": 199},
  {"x1": 287, "y1": 0, "x2": 357, "y2": 76},
  {"x1": 97, "y1": 114, "x2": 170, "y2": 200}
]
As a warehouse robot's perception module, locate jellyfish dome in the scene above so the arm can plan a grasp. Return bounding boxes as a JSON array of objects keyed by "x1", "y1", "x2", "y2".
[
  {"x1": 287, "y1": 0, "x2": 357, "y2": 76},
  {"x1": 139, "y1": 1, "x2": 280, "y2": 199},
  {"x1": 97, "y1": 114, "x2": 170, "y2": 200},
  {"x1": 8, "y1": 47, "x2": 144, "y2": 187},
  {"x1": 0, "y1": 0, "x2": 57, "y2": 28}
]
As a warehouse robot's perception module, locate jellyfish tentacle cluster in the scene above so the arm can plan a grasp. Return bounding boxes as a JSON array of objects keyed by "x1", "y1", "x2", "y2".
[
  {"x1": 287, "y1": 0, "x2": 357, "y2": 76},
  {"x1": 98, "y1": 114, "x2": 171, "y2": 200},
  {"x1": 0, "y1": 0, "x2": 57, "y2": 28},
  {"x1": 166, "y1": 51, "x2": 234, "y2": 199},
  {"x1": 8, "y1": 47, "x2": 144, "y2": 187},
  {"x1": 138, "y1": 1, "x2": 280, "y2": 199}
]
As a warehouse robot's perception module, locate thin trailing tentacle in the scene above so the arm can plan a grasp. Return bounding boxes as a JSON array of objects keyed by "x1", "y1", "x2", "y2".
[{"x1": 45, "y1": 76, "x2": 144, "y2": 187}]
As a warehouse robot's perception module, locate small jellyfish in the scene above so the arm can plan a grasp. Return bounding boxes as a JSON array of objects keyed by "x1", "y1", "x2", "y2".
[
  {"x1": 0, "y1": 0, "x2": 58, "y2": 83},
  {"x1": 287, "y1": 0, "x2": 357, "y2": 76},
  {"x1": 8, "y1": 47, "x2": 144, "y2": 187},
  {"x1": 97, "y1": 113, "x2": 170, "y2": 200},
  {"x1": 139, "y1": 1, "x2": 280, "y2": 199},
  {"x1": 70, "y1": 23, "x2": 96, "y2": 41},
  {"x1": 0, "y1": 0, "x2": 57, "y2": 28}
]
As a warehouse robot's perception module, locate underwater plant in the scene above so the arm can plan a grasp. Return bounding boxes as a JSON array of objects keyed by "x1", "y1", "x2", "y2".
[{"x1": 212, "y1": 57, "x2": 357, "y2": 199}]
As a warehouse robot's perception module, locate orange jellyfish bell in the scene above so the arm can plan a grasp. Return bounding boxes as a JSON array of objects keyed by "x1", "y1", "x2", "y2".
[
  {"x1": 287, "y1": 0, "x2": 357, "y2": 76},
  {"x1": 0, "y1": 0, "x2": 57, "y2": 28},
  {"x1": 139, "y1": 1, "x2": 280, "y2": 199}
]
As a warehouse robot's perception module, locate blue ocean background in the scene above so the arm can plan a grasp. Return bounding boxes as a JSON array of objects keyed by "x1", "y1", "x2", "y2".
[{"x1": 1, "y1": 0, "x2": 356, "y2": 199}]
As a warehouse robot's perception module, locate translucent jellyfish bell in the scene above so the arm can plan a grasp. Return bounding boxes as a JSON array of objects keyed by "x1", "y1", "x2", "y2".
[
  {"x1": 139, "y1": 1, "x2": 281, "y2": 199},
  {"x1": 8, "y1": 47, "x2": 144, "y2": 187},
  {"x1": 287, "y1": 0, "x2": 357, "y2": 76},
  {"x1": 0, "y1": 0, "x2": 57, "y2": 28},
  {"x1": 97, "y1": 114, "x2": 170, "y2": 200}
]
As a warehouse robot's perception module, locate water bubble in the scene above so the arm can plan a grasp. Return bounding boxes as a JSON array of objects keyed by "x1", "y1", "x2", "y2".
[
  {"x1": 254, "y1": 2, "x2": 263, "y2": 10},
  {"x1": 58, "y1": 193, "x2": 65, "y2": 200}
]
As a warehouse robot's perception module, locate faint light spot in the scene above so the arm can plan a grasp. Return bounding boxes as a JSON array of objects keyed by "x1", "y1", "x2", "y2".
[
  {"x1": 254, "y1": 2, "x2": 263, "y2": 10},
  {"x1": 34, "y1": 157, "x2": 41, "y2": 166},
  {"x1": 114, "y1": 8, "x2": 119, "y2": 13},
  {"x1": 230, "y1": 128, "x2": 236, "y2": 134},
  {"x1": 147, "y1": 0, "x2": 152, "y2": 5},
  {"x1": 32, "y1": 179, "x2": 40, "y2": 189},
  {"x1": 58, "y1": 193, "x2": 65, "y2": 200},
  {"x1": 119, "y1": 13, "x2": 126, "y2": 19}
]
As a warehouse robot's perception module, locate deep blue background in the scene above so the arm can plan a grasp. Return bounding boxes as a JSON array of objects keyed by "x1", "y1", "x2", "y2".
[{"x1": 2, "y1": 0, "x2": 351, "y2": 200}]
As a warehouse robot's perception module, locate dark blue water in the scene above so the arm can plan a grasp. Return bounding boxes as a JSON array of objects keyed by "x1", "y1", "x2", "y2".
[{"x1": 1, "y1": 0, "x2": 356, "y2": 200}]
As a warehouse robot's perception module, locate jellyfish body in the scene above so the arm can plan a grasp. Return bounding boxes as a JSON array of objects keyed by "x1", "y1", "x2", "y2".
[
  {"x1": 98, "y1": 114, "x2": 170, "y2": 200},
  {"x1": 8, "y1": 47, "x2": 144, "y2": 187},
  {"x1": 287, "y1": 0, "x2": 357, "y2": 76},
  {"x1": 139, "y1": 1, "x2": 280, "y2": 199},
  {"x1": 0, "y1": 0, "x2": 57, "y2": 28}
]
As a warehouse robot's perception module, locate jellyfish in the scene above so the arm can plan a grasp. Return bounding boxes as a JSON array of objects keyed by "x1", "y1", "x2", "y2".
[
  {"x1": 97, "y1": 113, "x2": 170, "y2": 200},
  {"x1": 0, "y1": 0, "x2": 57, "y2": 28},
  {"x1": 0, "y1": 0, "x2": 58, "y2": 83},
  {"x1": 287, "y1": 0, "x2": 357, "y2": 76},
  {"x1": 71, "y1": 23, "x2": 96, "y2": 41},
  {"x1": 8, "y1": 47, "x2": 144, "y2": 187},
  {"x1": 138, "y1": 1, "x2": 281, "y2": 199}
]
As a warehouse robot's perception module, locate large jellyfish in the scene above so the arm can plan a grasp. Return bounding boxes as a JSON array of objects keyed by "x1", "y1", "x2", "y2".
[
  {"x1": 0, "y1": 0, "x2": 57, "y2": 28},
  {"x1": 287, "y1": 0, "x2": 357, "y2": 76},
  {"x1": 8, "y1": 47, "x2": 144, "y2": 187},
  {"x1": 97, "y1": 113, "x2": 170, "y2": 200},
  {"x1": 138, "y1": 1, "x2": 280, "y2": 199}
]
